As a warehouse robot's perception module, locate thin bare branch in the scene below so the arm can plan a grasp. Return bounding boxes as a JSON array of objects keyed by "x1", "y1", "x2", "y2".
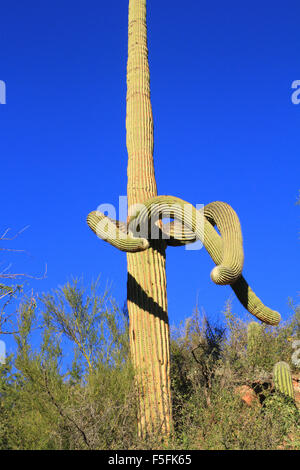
[
  {"x1": 0, "y1": 263, "x2": 47, "y2": 281},
  {"x1": 43, "y1": 368, "x2": 91, "y2": 449},
  {"x1": 0, "y1": 226, "x2": 30, "y2": 241}
]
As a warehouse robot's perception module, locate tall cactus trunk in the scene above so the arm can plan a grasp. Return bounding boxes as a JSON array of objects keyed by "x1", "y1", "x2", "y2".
[{"x1": 126, "y1": 0, "x2": 172, "y2": 438}]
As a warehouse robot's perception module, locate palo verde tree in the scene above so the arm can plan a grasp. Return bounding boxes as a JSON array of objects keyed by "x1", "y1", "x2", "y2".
[{"x1": 87, "y1": 0, "x2": 281, "y2": 439}]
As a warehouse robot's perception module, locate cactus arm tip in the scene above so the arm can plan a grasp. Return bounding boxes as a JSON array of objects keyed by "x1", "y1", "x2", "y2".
[
  {"x1": 87, "y1": 211, "x2": 149, "y2": 253},
  {"x1": 231, "y1": 276, "x2": 281, "y2": 326}
]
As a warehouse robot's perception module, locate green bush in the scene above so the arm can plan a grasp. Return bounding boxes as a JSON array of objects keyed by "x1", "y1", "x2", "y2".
[
  {"x1": 0, "y1": 283, "x2": 299, "y2": 450},
  {"x1": 0, "y1": 279, "x2": 138, "y2": 450}
]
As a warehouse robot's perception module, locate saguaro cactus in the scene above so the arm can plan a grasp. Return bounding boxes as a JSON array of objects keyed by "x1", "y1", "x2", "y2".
[
  {"x1": 273, "y1": 362, "x2": 295, "y2": 400},
  {"x1": 125, "y1": 0, "x2": 171, "y2": 437},
  {"x1": 247, "y1": 321, "x2": 262, "y2": 364},
  {"x1": 87, "y1": 0, "x2": 281, "y2": 438}
]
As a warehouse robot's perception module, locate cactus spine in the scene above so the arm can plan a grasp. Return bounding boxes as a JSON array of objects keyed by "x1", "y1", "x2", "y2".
[{"x1": 273, "y1": 362, "x2": 295, "y2": 400}]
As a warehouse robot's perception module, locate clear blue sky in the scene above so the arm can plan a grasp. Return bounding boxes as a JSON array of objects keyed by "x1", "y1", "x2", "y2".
[{"x1": 1, "y1": 0, "x2": 299, "y2": 347}]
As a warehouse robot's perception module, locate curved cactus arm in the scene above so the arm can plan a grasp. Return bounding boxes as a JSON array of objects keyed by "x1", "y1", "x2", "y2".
[
  {"x1": 204, "y1": 220, "x2": 281, "y2": 325},
  {"x1": 129, "y1": 196, "x2": 244, "y2": 285},
  {"x1": 204, "y1": 201, "x2": 244, "y2": 285},
  {"x1": 160, "y1": 220, "x2": 196, "y2": 246},
  {"x1": 155, "y1": 198, "x2": 281, "y2": 326},
  {"x1": 87, "y1": 197, "x2": 244, "y2": 286},
  {"x1": 231, "y1": 276, "x2": 280, "y2": 326},
  {"x1": 273, "y1": 361, "x2": 295, "y2": 400},
  {"x1": 87, "y1": 195, "x2": 281, "y2": 325},
  {"x1": 199, "y1": 215, "x2": 281, "y2": 325},
  {"x1": 87, "y1": 211, "x2": 149, "y2": 252}
]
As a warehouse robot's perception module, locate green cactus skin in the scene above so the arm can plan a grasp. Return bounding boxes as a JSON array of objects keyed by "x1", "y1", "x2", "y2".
[
  {"x1": 86, "y1": 212, "x2": 149, "y2": 253},
  {"x1": 128, "y1": 197, "x2": 244, "y2": 286},
  {"x1": 88, "y1": 197, "x2": 244, "y2": 284},
  {"x1": 247, "y1": 321, "x2": 262, "y2": 346},
  {"x1": 87, "y1": 195, "x2": 281, "y2": 326},
  {"x1": 273, "y1": 362, "x2": 295, "y2": 400},
  {"x1": 126, "y1": 0, "x2": 171, "y2": 438},
  {"x1": 247, "y1": 321, "x2": 262, "y2": 362},
  {"x1": 87, "y1": 0, "x2": 281, "y2": 438},
  {"x1": 88, "y1": 0, "x2": 170, "y2": 438}
]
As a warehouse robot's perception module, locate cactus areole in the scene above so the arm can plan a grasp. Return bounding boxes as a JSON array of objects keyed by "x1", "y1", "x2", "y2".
[{"x1": 87, "y1": 0, "x2": 281, "y2": 438}]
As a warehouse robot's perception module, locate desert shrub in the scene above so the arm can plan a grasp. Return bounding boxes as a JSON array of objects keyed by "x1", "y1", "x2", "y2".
[
  {"x1": 169, "y1": 303, "x2": 300, "y2": 450},
  {"x1": 0, "y1": 285, "x2": 299, "y2": 450},
  {"x1": 0, "y1": 279, "x2": 138, "y2": 450},
  {"x1": 170, "y1": 381, "x2": 299, "y2": 450}
]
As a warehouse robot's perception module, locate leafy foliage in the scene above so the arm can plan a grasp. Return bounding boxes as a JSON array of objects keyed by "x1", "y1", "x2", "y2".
[
  {"x1": 0, "y1": 281, "x2": 299, "y2": 449},
  {"x1": 0, "y1": 280, "x2": 137, "y2": 450}
]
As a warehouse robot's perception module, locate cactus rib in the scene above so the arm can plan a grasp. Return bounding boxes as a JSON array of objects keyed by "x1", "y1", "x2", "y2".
[{"x1": 273, "y1": 362, "x2": 295, "y2": 400}]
